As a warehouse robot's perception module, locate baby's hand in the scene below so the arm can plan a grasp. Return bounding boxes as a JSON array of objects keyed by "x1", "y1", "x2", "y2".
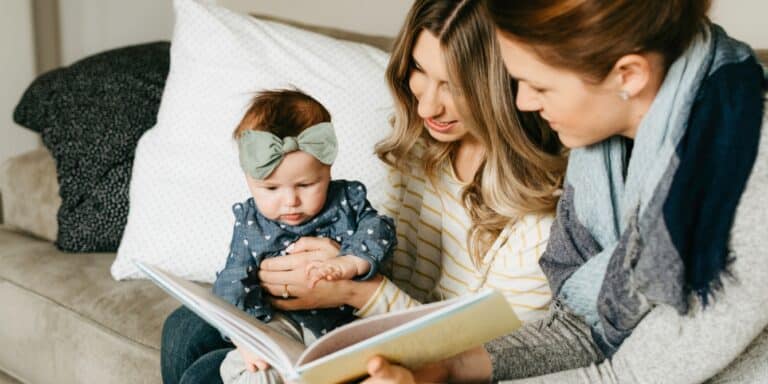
[
  {"x1": 233, "y1": 342, "x2": 270, "y2": 372},
  {"x1": 305, "y1": 255, "x2": 370, "y2": 288},
  {"x1": 305, "y1": 261, "x2": 347, "y2": 288}
]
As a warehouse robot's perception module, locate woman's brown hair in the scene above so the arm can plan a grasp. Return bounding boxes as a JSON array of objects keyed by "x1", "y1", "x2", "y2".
[
  {"x1": 376, "y1": 0, "x2": 566, "y2": 265},
  {"x1": 484, "y1": 0, "x2": 712, "y2": 81}
]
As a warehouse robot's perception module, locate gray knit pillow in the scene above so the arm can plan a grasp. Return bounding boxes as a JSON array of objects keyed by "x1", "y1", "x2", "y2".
[{"x1": 12, "y1": 42, "x2": 170, "y2": 252}]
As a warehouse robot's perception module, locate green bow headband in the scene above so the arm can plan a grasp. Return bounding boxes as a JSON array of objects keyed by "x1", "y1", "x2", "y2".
[{"x1": 238, "y1": 122, "x2": 338, "y2": 180}]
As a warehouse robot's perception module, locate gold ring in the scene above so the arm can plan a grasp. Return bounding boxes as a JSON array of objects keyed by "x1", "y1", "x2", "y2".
[{"x1": 282, "y1": 284, "x2": 290, "y2": 299}]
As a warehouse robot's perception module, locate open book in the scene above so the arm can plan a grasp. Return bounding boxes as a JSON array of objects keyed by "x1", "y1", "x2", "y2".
[{"x1": 137, "y1": 262, "x2": 522, "y2": 383}]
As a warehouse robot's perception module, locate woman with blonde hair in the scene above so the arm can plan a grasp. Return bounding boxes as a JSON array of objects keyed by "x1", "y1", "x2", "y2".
[
  {"x1": 160, "y1": 1, "x2": 567, "y2": 382},
  {"x1": 255, "y1": 0, "x2": 566, "y2": 322},
  {"x1": 340, "y1": 0, "x2": 566, "y2": 318},
  {"x1": 365, "y1": 0, "x2": 768, "y2": 382}
]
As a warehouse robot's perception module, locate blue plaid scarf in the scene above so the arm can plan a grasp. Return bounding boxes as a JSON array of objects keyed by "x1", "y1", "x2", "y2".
[{"x1": 540, "y1": 24, "x2": 766, "y2": 355}]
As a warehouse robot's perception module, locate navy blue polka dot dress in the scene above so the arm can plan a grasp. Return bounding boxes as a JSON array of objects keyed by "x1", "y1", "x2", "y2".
[{"x1": 212, "y1": 180, "x2": 396, "y2": 337}]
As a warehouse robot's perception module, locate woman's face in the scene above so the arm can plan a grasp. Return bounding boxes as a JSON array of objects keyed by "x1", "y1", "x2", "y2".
[
  {"x1": 496, "y1": 33, "x2": 632, "y2": 148},
  {"x1": 408, "y1": 31, "x2": 470, "y2": 143}
]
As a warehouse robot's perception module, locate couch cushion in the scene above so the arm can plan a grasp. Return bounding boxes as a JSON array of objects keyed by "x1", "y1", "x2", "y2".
[
  {"x1": 0, "y1": 148, "x2": 60, "y2": 241},
  {"x1": 0, "y1": 227, "x2": 183, "y2": 383},
  {"x1": 0, "y1": 227, "x2": 180, "y2": 348}
]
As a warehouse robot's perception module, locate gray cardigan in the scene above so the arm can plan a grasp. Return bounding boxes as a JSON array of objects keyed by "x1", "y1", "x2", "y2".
[{"x1": 502, "y1": 101, "x2": 768, "y2": 384}]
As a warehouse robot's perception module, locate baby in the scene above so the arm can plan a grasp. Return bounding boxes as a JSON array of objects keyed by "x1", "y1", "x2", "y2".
[{"x1": 212, "y1": 89, "x2": 396, "y2": 384}]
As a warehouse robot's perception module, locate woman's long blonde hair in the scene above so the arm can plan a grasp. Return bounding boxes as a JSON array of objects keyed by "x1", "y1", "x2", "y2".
[{"x1": 376, "y1": 0, "x2": 567, "y2": 265}]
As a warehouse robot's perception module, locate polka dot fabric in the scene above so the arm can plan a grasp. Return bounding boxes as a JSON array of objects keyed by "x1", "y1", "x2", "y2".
[
  {"x1": 111, "y1": 0, "x2": 393, "y2": 282},
  {"x1": 12, "y1": 42, "x2": 170, "y2": 252}
]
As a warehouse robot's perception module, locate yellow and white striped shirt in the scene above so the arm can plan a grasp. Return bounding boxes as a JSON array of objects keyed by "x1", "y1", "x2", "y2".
[{"x1": 357, "y1": 149, "x2": 553, "y2": 322}]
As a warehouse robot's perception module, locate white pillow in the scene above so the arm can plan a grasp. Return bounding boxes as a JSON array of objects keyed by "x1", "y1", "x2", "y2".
[{"x1": 111, "y1": 0, "x2": 393, "y2": 282}]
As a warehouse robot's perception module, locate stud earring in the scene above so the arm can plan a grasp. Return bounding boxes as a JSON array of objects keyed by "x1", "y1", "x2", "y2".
[{"x1": 618, "y1": 90, "x2": 630, "y2": 101}]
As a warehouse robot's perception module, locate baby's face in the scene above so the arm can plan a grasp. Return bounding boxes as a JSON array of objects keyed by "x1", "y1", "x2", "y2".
[{"x1": 246, "y1": 151, "x2": 331, "y2": 226}]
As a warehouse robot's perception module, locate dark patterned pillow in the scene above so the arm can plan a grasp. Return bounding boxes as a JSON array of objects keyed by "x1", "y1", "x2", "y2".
[{"x1": 13, "y1": 42, "x2": 170, "y2": 252}]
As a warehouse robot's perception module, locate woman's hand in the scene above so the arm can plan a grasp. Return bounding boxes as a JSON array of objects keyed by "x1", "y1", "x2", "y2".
[
  {"x1": 362, "y1": 356, "x2": 417, "y2": 384},
  {"x1": 362, "y1": 347, "x2": 492, "y2": 383},
  {"x1": 362, "y1": 356, "x2": 450, "y2": 384},
  {"x1": 258, "y1": 237, "x2": 382, "y2": 310},
  {"x1": 259, "y1": 236, "x2": 339, "y2": 299}
]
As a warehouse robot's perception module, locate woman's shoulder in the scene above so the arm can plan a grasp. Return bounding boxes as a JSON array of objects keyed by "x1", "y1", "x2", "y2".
[
  {"x1": 482, "y1": 213, "x2": 556, "y2": 258},
  {"x1": 511, "y1": 212, "x2": 555, "y2": 230},
  {"x1": 502, "y1": 213, "x2": 556, "y2": 242}
]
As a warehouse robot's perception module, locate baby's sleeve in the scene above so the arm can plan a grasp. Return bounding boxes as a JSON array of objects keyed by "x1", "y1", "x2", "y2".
[
  {"x1": 338, "y1": 181, "x2": 398, "y2": 281},
  {"x1": 212, "y1": 202, "x2": 257, "y2": 311}
]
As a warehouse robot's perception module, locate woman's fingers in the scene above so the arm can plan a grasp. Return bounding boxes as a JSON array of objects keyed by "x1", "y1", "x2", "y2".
[
  {"x1": 367, "y1": 356, "x2": 388, "y2": 376},
  {"x1": 267, "y1": 279, "x2": 354, "y2": 310},
  {"x1": 258, "y1": 268, "x2": 308, "y2": 286},
  {"x1": 259, "y1": 251, "x2": 337, "y2": 287},
  {"x1": 259, "y1": 249, "x2": 332, "y2": 272},
  {"x1": 362, "y1": 356, "x2": 415, "y2": 384},
  {"x1": 261, "y1": 282, "x2": 308, "y2": 298},
  {"x1": 259, "y1": 253, "x2": 308, "y2": 272}
]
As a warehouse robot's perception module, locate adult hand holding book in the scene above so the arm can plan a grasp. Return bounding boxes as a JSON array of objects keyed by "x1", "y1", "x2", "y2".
[{"x1": 137, "y1": 262, "x2": 522, "y2": 383}]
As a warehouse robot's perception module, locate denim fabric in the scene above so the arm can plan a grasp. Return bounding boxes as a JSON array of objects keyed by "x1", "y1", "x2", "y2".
[
  {"x1": 161, "y1": 306, "x2": 234, "y2": 384},
  {"x1": 212, "y1": 179, "x2": 396, "y2": 337},
  {"x1": 181, "y1": 350, "x2": 231, "y2": 384}
]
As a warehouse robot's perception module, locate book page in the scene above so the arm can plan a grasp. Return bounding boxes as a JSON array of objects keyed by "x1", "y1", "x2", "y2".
[
  {"x1": 295, "y1": 290, "x2": 520, "y2": 384},
  {"x1": 136, "y1": 262, "x2": 306, "y2": 373},
  {"x1": 203, "y1": 300, "x2": 304, "y2": 366},
  {"x1": 297, "y1": 300, "x2": 453, "y2": 364}
]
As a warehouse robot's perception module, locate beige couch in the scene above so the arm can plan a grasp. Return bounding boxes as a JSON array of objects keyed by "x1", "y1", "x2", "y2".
[{"x1": 0, "y1": 31, "x2": 766, "y2": 384}]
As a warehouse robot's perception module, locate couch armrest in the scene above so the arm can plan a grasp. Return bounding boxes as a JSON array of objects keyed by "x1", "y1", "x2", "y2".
[{"x1": 0, "y1": 147, "x2": 60, "y2": 240}]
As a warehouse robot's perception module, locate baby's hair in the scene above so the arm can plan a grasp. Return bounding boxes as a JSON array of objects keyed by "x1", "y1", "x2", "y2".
[{"x1": 234, "y1": 89, "x2": 331, "y2": 139}]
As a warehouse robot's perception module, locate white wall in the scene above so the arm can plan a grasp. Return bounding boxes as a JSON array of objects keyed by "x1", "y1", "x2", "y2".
[
  {"x1": 54, "y1": 0, "x2": 768, "y2": 67},
  {"x1": 0, "y1": 0, "x2": 40, "y2": 166},
  {"x1": 711, "y1": 0, "x2": 768, "y2": 49},
  {"x1": 59, "y1": 0, "x2": 174, "y2": 65},
  {"x1": 57, "y1": 0, "x2": 411, "y2": 66}
]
